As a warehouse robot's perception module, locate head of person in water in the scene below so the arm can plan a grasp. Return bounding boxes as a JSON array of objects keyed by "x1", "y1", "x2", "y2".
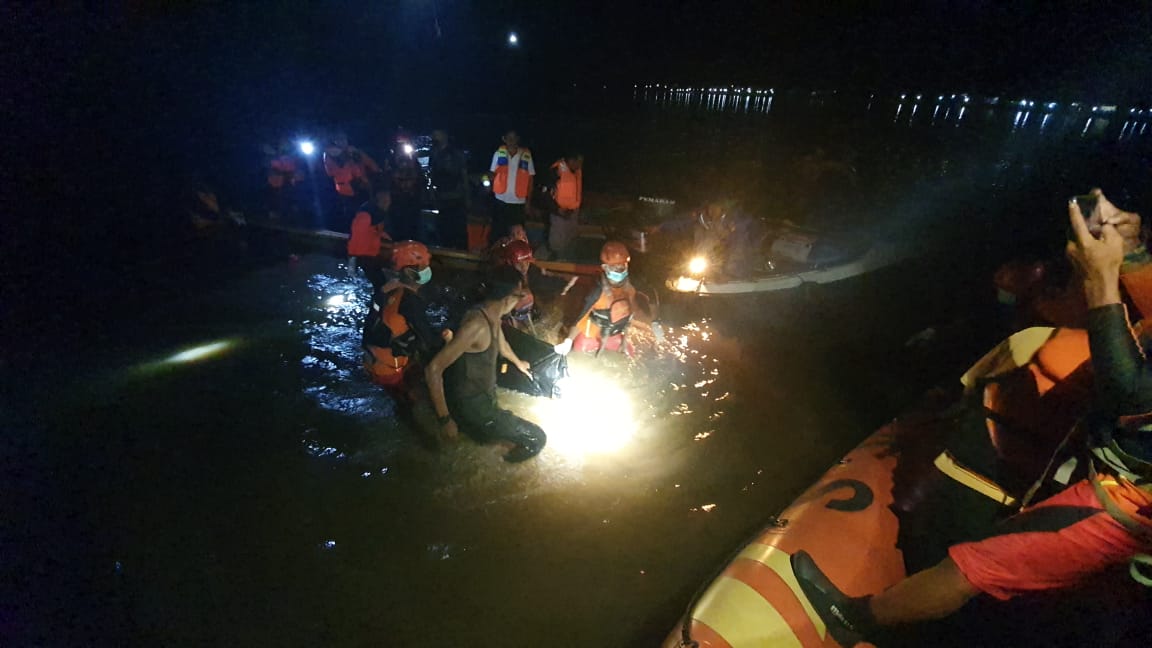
[
  {"x1": 501, "y1": 129, "x2": 521, "y2": 151},
  {"x1": 487, "y1": 264, "x2": 529, "y2": 316},
  {"x1": 391, "y1": 240, "x2": 432, "y2": 287},
  {"x1": 600, "y1": 241, "x2": 630, "y2": 287},
  {"x1": 503, "y1": 239, "x2": 534, "y2": 276}
]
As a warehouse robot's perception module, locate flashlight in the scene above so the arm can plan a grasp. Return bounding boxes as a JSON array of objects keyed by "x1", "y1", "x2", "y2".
[
  {"x1": 298, "y1": 141, "x2": 316, "y2": 156},
  {"x1": 688, "y1": 256, "x2": 708, "y2": 275},
  {"x1": 402, "y1": 143, "x2": 414, "y2": 156},
  {"x1": 508, "y1": 32, "x2": 519, "y2": 46}
]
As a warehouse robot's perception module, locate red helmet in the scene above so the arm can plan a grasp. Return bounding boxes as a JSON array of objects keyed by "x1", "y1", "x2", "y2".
[
  {"x1": 503, "y1": 239, "x2": 534, "y2": 265},
  {"x1": 391, "y1": 240, "x2": 430, "y2": 270},
  {"x1": 600, "y1": 241, "x2": 630, "y2": 266}
]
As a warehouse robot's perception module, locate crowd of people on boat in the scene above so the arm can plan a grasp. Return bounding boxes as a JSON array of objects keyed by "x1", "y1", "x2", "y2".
[{"x1": 254, "y1": 128, "x2": 588, "y2": 255}]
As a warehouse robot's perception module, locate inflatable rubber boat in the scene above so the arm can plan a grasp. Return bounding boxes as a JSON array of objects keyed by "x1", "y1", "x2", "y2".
[{"x1": 662, "y1": 326, "x2": 1150, "y2": 647}]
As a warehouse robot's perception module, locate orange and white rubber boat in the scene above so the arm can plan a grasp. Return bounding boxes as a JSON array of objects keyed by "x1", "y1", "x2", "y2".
[
  {"x1": 662, "y1": 420, "x2": 907, "y2": 648},
  {"x1": 661, "y1": 325, "x2": 1137, "y2": 648}
]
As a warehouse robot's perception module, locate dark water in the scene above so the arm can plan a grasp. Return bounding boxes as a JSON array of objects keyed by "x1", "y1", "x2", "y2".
[{"x1": 8, "y1": 93, "x2": 1151, "y2": 646}]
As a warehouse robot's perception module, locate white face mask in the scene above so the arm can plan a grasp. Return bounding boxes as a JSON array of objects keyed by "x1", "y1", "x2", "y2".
[{"x1": 416, "y1": 267, "x2": 432, "y2": 285}]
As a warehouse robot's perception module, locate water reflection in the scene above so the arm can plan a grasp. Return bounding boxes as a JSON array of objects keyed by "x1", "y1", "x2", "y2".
[
  {"x1": 634, "y1": 85, "x2": 1149, "y2": 142},
  {"x1": 297, "y1": 267, "x2": 736, "y2": 509}
]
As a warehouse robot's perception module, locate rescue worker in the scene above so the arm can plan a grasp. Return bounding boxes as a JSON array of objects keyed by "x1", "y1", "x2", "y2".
[
  {"x1": 488, "y1": 130, "x2": 535, "y2": 245},
  {"x1": 693, "y1": 198, "x2": 763, "y2": 279},
  {"x1": 424, "y1": 265, "x2": 548, "y2": 462},
  {"x1": 323, "y1": 135, "x2": 383, "y2": 223},
  {"x1": 545, "y1": 152, "x2": 583, "y2": 259},
  {"x1": 498, "y1": 239, "x2": 539, "y2": 331},
  {"x1": 361, "y1": 241, "x2": 442, "y2": 389},
  {"x1": 795, "y1": 189, "x2": 1152, "y2": 647},
  {"x1": 429, "y1": 129, "x2": 470, "y2": 249},
  {"x1": 554, "y1": 241, "x2": 658, "y2": 358},
  {"x1": 347, "y1": 188, "x2": 393, "y2": 288}
]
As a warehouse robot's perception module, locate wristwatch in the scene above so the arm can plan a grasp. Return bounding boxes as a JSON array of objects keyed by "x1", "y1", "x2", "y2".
[{"x1": 437, "y1": 413, "x2": 452, "y2": 425}]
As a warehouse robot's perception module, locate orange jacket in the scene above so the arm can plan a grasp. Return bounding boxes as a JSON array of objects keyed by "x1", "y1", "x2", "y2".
[
  {"x1": 492, "y1": 146, "x2": 533, "y2": 199},
  {"x1": 324, "y1": 149, "x2": 380, "y2": 197},
  {"x1": 267, "y1": 155, "x2": 299, "y2": 189},
  {"x1": 348, "y1": 210, "x2": 389, "y2": 257},
  {"x1": 551, "y1": 159, "x2": 582, "y2": 210}
]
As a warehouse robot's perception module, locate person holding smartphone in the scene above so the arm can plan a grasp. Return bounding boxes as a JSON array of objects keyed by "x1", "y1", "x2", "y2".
[{"x1": 794, "y1": 188, "x2": 1152, "y2": 647}]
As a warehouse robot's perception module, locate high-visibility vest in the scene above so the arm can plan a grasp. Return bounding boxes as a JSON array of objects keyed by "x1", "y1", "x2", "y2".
[
  {"x1": 578, "y1": 281, "x2": 636, "y2": 340},
  {"x1": 551, "y1": 159, "x2": 582, "y2": 210},
  {"x1": 492, "y1": 146, "x2": 532, "y2": 199},
  {"x1": 362, "y1": 288, "x2": 416, "y2": 386}
]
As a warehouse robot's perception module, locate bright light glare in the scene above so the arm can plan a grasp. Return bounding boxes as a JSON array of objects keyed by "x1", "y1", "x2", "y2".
[
  {"x1": 688, "y1": 256, "x2": 708, "y2": 275},
  {"x1": 402, "y1": 143, "x2": 414, "y2": 155},
  {"x1": 298, "y1": 140, "x2": 316, "y2": 155},
  {"x1": 507, "y1": 32, "x2": 519, "y2": 45},
  {"x1": 532, "y1": 369, "x2": 637, "y2": 457},
  {"x1": 482, "y1": 177, "x2": 491, "y2": 187},
  {"x1": 165, "y1": 340, "x2": 233, "y2": 364},
  {"x1": 327, "y1": 294, "x2": 348, "y2": 307}
]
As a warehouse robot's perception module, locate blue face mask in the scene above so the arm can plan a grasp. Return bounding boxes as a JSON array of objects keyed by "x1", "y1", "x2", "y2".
[
  {"x1": 605, "y1": 269, "x2": 628, "y2": 284},
  {"x1": 416, "y1": 267, "x2": 433, "y2": 285}
]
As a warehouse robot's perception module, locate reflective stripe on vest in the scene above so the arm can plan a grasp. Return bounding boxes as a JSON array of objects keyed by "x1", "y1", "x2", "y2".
[
  {"x1": 492, "y1": 146, "x2": 532, "y2": 199},
  {"x1": 551, "y1": 160, "x2": 582, "y2": 210}
]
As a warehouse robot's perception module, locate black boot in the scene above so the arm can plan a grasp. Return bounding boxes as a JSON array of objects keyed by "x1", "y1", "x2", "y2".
[{"x1": 791, "y1": 550, "x2": 878, "y2": 647}]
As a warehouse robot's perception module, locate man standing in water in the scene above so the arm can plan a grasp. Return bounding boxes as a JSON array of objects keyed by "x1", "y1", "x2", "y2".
[
  {"x1": 488, "y1": 130, "x2": 535, "y2": 245},
  {"x1": 424, "y1": 265, "x2": 547, "y2": 461}
]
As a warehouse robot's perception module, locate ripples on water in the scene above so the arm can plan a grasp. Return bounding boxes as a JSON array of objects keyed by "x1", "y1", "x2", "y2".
[{"x1": 297, "y1": 265, "x2": 737, "y2": 512}]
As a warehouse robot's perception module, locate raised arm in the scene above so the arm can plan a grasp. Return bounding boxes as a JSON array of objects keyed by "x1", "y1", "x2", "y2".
[{"x1": 1068, "y1": 191, "x2": 1152, "y2": 415}]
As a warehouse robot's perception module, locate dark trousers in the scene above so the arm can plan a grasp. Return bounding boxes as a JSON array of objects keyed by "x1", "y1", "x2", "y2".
[
  {"x1": 449, "y1": 391, "x2": 547, "y2": 462},
  {"x1": 436, "y1": 199, "x2": 468, "y2": 250}
]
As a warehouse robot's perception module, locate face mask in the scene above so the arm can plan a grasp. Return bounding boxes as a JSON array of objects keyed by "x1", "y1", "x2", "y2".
[
  {"x1": 605, "y1": 269, "x2": 628, "y2": 284},
  {"x1": 416, "y1": 267, "x2": 433, "y2": 285}
]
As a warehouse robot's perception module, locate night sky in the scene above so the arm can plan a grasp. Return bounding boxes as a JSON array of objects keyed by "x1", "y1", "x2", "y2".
[{"x1": 4, "y1": 2, "x2": 1151, "y2": 282}]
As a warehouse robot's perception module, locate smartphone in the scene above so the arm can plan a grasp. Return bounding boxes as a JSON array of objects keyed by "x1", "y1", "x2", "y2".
[{"x1": 1074, "y1": 194, "x2": 1097, "y2": 220}]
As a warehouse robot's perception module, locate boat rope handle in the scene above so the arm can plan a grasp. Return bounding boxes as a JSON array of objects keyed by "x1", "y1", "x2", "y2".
[{"x1": 1131, "y1": 554, "x2": 1152, "y2": 588}]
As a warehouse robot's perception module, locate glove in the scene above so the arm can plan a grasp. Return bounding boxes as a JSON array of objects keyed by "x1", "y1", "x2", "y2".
[
  {"x1": 651, "y1": 321, "x2": 665, "y2": 343},
  {"x1": 553, "y1": 339, "x2": 573, "y2": 355}
]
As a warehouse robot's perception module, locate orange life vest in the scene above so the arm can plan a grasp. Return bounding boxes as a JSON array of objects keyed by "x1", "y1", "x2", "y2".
[
  {"x1": 492, "y1": 146, "x2": 532, "y2": 199},
  {"x1": 978, "y1": 328, "x2": 1095, "y2": 477},
  {"x1": 551, "y1": 159, "x2": 582, "y2": 210},
  {"x1": 578, "y1": 282, "x2": 636, "y2": 340},
  {"x1": 268, "y1": 155, "x2": 299, "y2": 189},
  {"x1": 1121, "y1": 262, "x2": 1152, "y2": 321},
  {"x1": 363, "y1": 288, "x2": 415, "y2": 387},
  {"x1": 348, "y1": 210, "x2": 389, "y2": 257}
]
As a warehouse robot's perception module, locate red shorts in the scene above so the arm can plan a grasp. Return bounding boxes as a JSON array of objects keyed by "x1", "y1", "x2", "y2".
[
  {"x1": 949, "y1": 479, "x2": 1150, "y2": 600},
  {"x1": 572, "y1": 332, "x2": 635, "y2": 357}
]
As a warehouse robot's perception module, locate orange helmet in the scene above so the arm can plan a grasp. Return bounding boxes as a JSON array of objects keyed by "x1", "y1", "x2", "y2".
[
  {"x1": 503, "y1": 239, "x2": 534, "y2": 265},
  {"x1": 391, "y1": 240, "x2": 430, "y2": 270},
  {"x1": 600, "y1": 241, "x2": 630, "y2": 266}
]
